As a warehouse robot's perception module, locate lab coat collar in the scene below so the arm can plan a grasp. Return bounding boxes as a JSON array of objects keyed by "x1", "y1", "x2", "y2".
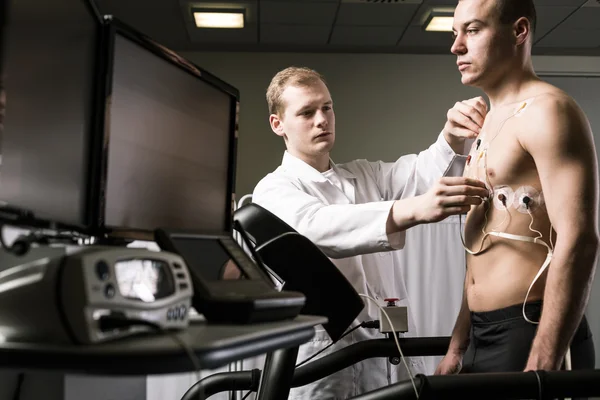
[{"x1": 281, "y1": 151, "x2": 356, "y2": 182}]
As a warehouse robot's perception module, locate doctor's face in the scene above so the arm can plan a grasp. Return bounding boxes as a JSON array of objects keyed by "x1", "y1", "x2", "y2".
[{"x1": 270, "y1": 80, "x2": 335, "y2": 163}]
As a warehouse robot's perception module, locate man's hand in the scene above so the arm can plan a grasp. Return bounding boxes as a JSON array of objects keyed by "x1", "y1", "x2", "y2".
[
  {"x1": 435, "y1": 351, "x2": 464, "y2": 375},
  {"x1": 443, "y1": 96, "x2": 488, "y2": 153},
  {"x1": 413, "y1": 177, "x2": 489, "y2": 223}
]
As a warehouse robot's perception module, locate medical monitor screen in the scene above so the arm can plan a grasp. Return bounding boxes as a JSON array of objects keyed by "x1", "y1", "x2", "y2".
[
  {"x1": 0, "y1": 0, "x2": 99, "y2": 227},
  {"x1": 104, "y1": 33, "x2": 236, "y2": 234},
  {"x1": 166, "y1": 237, "x2": 248, "y2": 282}
]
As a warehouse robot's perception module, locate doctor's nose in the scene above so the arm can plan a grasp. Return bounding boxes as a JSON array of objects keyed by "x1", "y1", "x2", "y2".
[{"x1": 315, "y1": 110, "x2": 328, "y2": 127}]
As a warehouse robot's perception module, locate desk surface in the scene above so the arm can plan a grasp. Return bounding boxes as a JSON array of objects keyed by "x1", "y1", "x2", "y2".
[{"x1": 0, "y1": 315, "x2": 327, "y2": 375}]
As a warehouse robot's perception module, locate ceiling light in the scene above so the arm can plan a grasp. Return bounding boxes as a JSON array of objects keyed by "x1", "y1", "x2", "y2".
[
  {"x1": 193, "y1": 10, "x2": 245, "y2": 28},
  {"x1": 423, "y1": 8, "x2": 455, "y2": 32}
]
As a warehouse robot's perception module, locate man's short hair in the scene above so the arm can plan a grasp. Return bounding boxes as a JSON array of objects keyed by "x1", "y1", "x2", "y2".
[
  {"x1": 266, "y1": 66, "x2": 326, "y2": 116},
  {"x1": 496, "y1": 0, "x2": 537, "y2": 33}
]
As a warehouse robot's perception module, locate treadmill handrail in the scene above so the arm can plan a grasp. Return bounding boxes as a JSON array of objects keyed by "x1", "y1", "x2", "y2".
[
  {"x1": 292, "y1": 337, "x2": 450, "y2": 387},
  {"x1": 347, "y1": 369, "x2": 600, "y2": 399}
]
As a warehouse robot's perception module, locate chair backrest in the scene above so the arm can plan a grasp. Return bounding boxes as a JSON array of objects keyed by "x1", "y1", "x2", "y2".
[{"x1": 233, "y1": 203, "x2": 364, "y2": 342}]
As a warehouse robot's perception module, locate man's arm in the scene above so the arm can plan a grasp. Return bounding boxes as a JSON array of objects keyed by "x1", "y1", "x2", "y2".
[
  {"x1": 435, "y1": 269, "x2": 471, "y2": 374},
  {"x1": 521, "y1": 95, "x2": 600, "y2": 370}
]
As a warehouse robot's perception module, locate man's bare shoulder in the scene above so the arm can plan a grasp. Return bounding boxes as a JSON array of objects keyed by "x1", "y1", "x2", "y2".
[{"x1": 518, "y1": 85, "x2": 592, "y2": 152}]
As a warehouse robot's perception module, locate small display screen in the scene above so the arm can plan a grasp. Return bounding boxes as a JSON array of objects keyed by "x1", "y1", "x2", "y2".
[
  {"x1": 114, "y1": 258, "x2": 175, "y2": 302},
  {"x1": 169, "y1": 238, "x2": 248, "y2": 281}
]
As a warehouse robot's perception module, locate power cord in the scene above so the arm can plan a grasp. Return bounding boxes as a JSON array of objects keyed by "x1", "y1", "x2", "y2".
[
  {"x1": 358, "y1": 294, "x2": 419, "y2": 399},
  {"x1": 12, "y1": 373, "x2": 24, "y2": 400}
]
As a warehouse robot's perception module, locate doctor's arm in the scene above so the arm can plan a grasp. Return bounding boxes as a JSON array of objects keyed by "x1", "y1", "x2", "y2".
[
  {"x1": 253, "y1": 175, "x2": 487, "y2": 259},
  {"x1": 522, "y1": 97, "x2": 599, "y2": 371}
]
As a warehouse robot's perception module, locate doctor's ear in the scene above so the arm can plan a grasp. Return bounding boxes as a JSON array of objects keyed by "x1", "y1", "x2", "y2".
[{"x1": 269, "y1": 114, "x2": 285, "y2": 137}]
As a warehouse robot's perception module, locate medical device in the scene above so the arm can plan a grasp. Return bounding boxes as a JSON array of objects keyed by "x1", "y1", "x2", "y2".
[
  {"x1": 154, "y1": 229, "x2": 306, "y2": 324},
  {"x1": 0, "y1": 246, "x2": 193, "y2": 344}
]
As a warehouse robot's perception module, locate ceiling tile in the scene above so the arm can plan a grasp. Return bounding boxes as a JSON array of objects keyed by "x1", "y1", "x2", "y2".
[
  {"x1": 398, "y1": 26, "x2": 453, "y2": 48},
  {"x1": 552, "y1": 6, "x2": 600, "y2": 30},
  {"x1": 260, "y1": 25, "x2": 331, "y2": 44},
  {"x1": 260, "y1": 1, "x2": 338, "y2": 25},
  {"x1": 98, "y1": 0, "x2": 188, "y2": 47},
  {"x1": 534, "y1": 5, "x2": 579, "y2": 41},
  {"x1": 535, "y1": 28, "x2": 600, "y2": 47},
  {"x1": 336, "y1": 3, "x2": 421, "y2": 26},
  {"x1": 329, "y1": 26, "x2": 403, "y2": 46},
  {"x1": 186, "y1": 24, "x2": 258, "y2": 44}
]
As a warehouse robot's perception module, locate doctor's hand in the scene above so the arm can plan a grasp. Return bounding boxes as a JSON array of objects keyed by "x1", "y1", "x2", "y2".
[
  {"x1": 387, "y1": 177, "x2": 488, "y2": 233},
  {"x1": 413, "y1": 177, "x2": 488, "y2": 223},
  {"x1": 442, "y1": 96, "x2": 488, "y2": 153}
]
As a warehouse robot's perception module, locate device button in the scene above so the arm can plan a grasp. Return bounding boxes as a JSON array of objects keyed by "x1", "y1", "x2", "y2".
[
  {"x1": 104, "y1": 284, "x2": 116, "y2": 299},
  {"x1": 173, "y1": 263, "x2": 182, "y2": 270},
  {"x1": 96, "y1": 261, "x2": 110, "y2": 281},
  {"x1": 179, "y1": 283, "x2": 189, "y2": 290}
]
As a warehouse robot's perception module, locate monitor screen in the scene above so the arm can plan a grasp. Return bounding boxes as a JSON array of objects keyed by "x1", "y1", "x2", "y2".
[
  {"x1": 0, "y1": 0, "x2": 100, "y2": 226},
  {"x1": 166, "y1": 236, "x2": 247, "y2": 282},
  {"x1": 104, "y1": 32, "x2": 236, "y2": 234}
]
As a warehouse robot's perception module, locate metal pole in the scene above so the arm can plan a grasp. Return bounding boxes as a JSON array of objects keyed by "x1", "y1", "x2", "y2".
[{"x1": 255, "y1": 346, "x2": 300, "y2": 400}]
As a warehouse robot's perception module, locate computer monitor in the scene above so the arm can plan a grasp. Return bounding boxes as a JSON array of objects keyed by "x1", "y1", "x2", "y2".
[
  {"x1": 0, "y1": 13, "x2": 239, "y2": 240},
  {"x1": 97, "y1": 20, "x2": 239, "y2": 238},
  {"x1": 0, "y1": 0, "x2": 101, "y2": 226}
]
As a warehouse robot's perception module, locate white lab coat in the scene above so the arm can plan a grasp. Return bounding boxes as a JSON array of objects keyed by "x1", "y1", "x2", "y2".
[{"x1": 251, "y1": 132, "x2": 458, "y2": 400}]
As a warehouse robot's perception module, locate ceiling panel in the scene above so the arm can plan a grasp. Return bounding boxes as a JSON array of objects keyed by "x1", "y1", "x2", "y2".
[
  {"x1": 329, "y1": 26, "x2": 403, "y2": 46},
  {"x1": 186, "y1": 24, "x2": 258, "y2": 44},
  {"x1": 92, "y1": 0, "x2": 600, "y2": 56},
  {"x1": 534, "y1": 5, "x2": 580, "y2": 41},
  {"x1": 260, "y1": 1, "x2": 338, "y2": 25},
  {"x1": 260, "y1": 25, "x2": 331, "y2": 44},
  {"x1": 535, "y1": 29, "x2": 600, "y2": 47},
  {"x1": 535, "y1": 4, "x2": 600, "y2": 47},
  {"x1": 552, "y1": 5, "x2": 600, "y2": 29},
  {"x1": 98, "y1": 0, "x2": 188, "y2": 47},
  {"x1": 335, "y1": 2, "x2": 421, "y2": 26},
  {"x1": 398, "y1": 26, "x2": 453, "y2": 47}
]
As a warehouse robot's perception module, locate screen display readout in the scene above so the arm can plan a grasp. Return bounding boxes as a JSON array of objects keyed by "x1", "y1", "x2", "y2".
[{"x1": 114, "y1": 258, "x2": 175, "y2": 302}]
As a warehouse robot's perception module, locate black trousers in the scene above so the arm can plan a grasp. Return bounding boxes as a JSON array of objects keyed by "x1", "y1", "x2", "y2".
[{"x1": 461, "y1": 301, "x2": 595, "y2": 399}]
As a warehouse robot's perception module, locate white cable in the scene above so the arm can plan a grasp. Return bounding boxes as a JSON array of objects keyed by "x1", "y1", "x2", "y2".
[{"x1": 358, "y1": 294, "x2": 419, "y2": 399}]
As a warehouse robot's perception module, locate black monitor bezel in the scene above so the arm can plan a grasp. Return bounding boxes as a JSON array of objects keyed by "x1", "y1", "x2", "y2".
[{"x1": 88, "y1": 16, "x2": 240, "y2": 241}]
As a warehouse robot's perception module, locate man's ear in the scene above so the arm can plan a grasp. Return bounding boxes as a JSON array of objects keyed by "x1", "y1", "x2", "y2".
[
  {"x1": 514, "y1": 17, "x2": 531, "y2": 46},
  {"x1": 269, "y1": 114, "x2": 285, "y2": 137}
]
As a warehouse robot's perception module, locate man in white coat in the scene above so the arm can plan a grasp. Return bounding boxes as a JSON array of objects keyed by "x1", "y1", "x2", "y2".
[{"x1": 252, "y1": 66, "x2": 489, "y2": 399}]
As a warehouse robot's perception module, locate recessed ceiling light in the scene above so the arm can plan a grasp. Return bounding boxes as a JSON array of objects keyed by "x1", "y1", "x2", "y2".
[
  {"x1": 425, "y1": 16, "x2": 454, "y2": 32},
  {"x1": 423, "y1": 8, "x2": 455, "y2": 32},
  {"x1": 193, "y1": 10, "x2": 244, "y2": 29}
]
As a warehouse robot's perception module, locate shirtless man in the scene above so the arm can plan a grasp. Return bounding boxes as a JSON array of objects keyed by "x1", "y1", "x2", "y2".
[{"x1": 436, "y1": 0, "x2": 599, "y2": 375}]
